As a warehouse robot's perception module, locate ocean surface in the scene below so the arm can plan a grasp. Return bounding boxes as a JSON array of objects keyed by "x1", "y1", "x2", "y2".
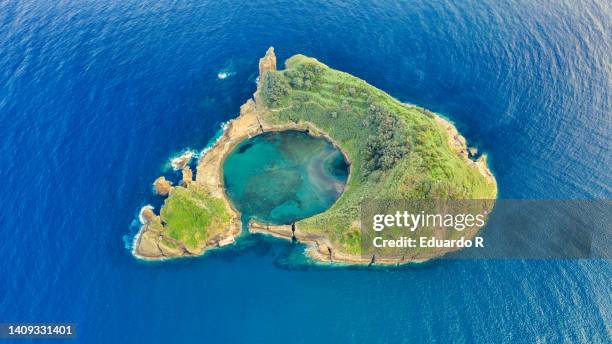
[
  {"x1": 0, "y1": 0, "x2": 610, "y2": 343},
  {"x1": 224, "y1": 130, "x2": 349, "y2": 225}
]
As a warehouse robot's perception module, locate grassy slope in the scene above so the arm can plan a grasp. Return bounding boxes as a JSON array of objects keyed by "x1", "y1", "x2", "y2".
[
  {"x1": 262, "y1": 55, "x2": 497, "y2": 255},
  {"x1": 159, "y1": 184, "x2": 231, "y2": 253}
]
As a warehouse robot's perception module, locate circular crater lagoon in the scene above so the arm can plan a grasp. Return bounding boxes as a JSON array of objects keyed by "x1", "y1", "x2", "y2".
[{"x1": 223, "y1": 130, "x2": 349, "y2": 225}]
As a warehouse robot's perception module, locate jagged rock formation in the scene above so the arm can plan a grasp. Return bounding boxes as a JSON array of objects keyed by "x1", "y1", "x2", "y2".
[{"x1": 258, "y1": 47, "x2": 277, "y2": 83}]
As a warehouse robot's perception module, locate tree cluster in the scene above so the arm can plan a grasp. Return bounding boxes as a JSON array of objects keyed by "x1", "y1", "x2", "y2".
[
  {"x1": 285, "y1": 63, "x2": 324, "y2": 91},
  {"x1": 362, "y1": 104, "x2": 409, "y2": 174},
  {"x1": 262, "y1": 72, "x2": 290, "y2": 106}
]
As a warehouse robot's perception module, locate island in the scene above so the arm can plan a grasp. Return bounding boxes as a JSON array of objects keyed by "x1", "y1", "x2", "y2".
[{"x1": 133, "y1": 47, "x2": 497, "y2": 264}]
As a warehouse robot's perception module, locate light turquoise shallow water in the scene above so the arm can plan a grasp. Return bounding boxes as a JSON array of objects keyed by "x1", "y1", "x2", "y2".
[{"x1": 223, "y1": 130, "x2": 349, "y2": 224}]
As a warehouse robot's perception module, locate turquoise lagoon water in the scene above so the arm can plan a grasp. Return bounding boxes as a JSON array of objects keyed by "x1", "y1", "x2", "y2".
[{"x1": 223, "y1": 130, "x2": 349, "y2": 224}]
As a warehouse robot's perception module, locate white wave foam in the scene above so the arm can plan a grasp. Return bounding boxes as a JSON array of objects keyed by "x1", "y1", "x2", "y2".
[
  {"x1": 138, "y1": 204, "x2": 155, "y2": 224},
  {"x1": 170, "y1": 150, "x2": 195, "y2": 170},
  {"x1": 217, "y1": 67, "x2": 235, "y2": 80},
  {"x1": 198, "y1": 121, "x2": 229, "y2": 160},
  {"x1": 123, "y1": 205, "x2": 153, "y2": 251}
]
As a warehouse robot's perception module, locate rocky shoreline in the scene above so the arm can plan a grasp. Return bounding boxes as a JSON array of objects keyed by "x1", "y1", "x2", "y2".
[{"x1": 432, "y1": 115, "x2": 496, "y2": 185}]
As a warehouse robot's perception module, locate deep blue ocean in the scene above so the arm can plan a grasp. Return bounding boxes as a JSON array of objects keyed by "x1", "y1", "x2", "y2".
[{"x1": 0, "y1": 1, "x2": 610, "y2": 343}]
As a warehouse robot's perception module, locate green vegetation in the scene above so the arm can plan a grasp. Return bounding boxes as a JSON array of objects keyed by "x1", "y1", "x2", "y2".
[
  {"x1": 362, "y1": 104, "x2": 409, "y2": 174},
  {"x1": 260, "y1": 54, "x2": 497, "y2": 255},
  {"x1": 261, "y1": 72, "x2": 290, "y2": 107},
  {"x1": 159, "y1": 184, "x2": 231, "y2": 252},
  {"x1": 285, "y1": 62, "x2": 325, "y2": 90}
]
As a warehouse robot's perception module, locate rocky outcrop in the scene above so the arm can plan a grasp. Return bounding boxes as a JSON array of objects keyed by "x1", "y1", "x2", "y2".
[
  {"x1": 258, "y1": 47, "x2": 277, "y2": 84},
  {"x1": 158, "y1": 239, "x2": 184, "y2": 257},
  {"x1": 181, "y1": 167, "x2": 193, "y2": 186},
  {"x1": 218, "y1": 235, "x2": 235, "y2": 247},
  {"x1": 135, "y1": 205, "x2": 189, "y2": 259},
  {"x1": 135, "y1": 206, "x2": 164, "y2": 258},
  {"x1": 171, "y1": 151, "x2": 194, "y2": 170},
  {"x1": 135, "y1": 230, "x2": 163, "y2": 258},
  {"x1": 468, "y1": 147, "x2": 478, "y2": 157},
  {"x1": 135, "y1": 229, "x2": 187, "y2": 259},
  {"x1": 153, "y1": 176, "x2": 173, "y2": 195},
  {"x1": 140, "y1": 206, "x2": 158, "y2": 224}
]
